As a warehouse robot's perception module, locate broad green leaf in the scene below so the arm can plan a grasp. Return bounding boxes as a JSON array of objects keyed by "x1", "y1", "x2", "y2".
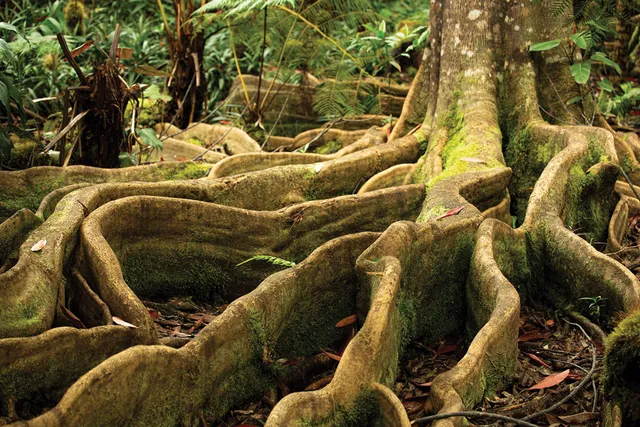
[
  {"x1": 118, "y1": 152, "x2": 137, "y2": 167},
  {"x1": 529, "y1": 40, "x2": 560, "y2": 51},
  {"x1": 0, "y1": 127, "x2": 11, "y2": 162},
  {"x1": 566, "y1": 95, "x2": 583, "y2": 105},
  {"x1": 598, "y1": 79, "x2": 614, "y2": 92},
  {"x1": 570, "y1": 60, "x2": 591, "y2": 84},
  {"x1": 0, "y1": 80, "x2": 9, "y2": 112},
  {"x1": 389, "y1": 60, "x2": 401, "y2": 72},
  {"x1": 591, "y1": 52, "x2": 621, "y2": 75},
  {"x1": 138, "y1": 128, "x2": 163, "y2": 150},
  {"x1": 570, "y1": 32, "x2": 587, "y2": 49},
  {"x1": 0, "y1": 23, "x2": 19, "y2": 33}
]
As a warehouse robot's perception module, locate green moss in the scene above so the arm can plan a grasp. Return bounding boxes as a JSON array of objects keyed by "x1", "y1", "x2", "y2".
[
  {"x1": 186, "y1": 138, "x2": 207, "y2": 147},
  {"x1": 274, "y1": 276, "x2": 356, "y2": 359},
  {"x1": 416, "y1": 205, "x2": 448, "y2": 222},
  {"x1": 603, "y1": 309, "x2": 640, "y2": 423},
  {"x1": 161, "y1": 162, "x2": 211, "y2": 180},
  {"x1": 303, "y1": 166, "x2": 317, "y2": 180},
  {"x1": 0, "y1": 175, "x2": 65, "y2": 222},
  {"x1": 315, "y1": 140, "x2": 342, "y2": 155},
  {"x1": 297, "y1": 389, "x2": 381, "y2": 427}
]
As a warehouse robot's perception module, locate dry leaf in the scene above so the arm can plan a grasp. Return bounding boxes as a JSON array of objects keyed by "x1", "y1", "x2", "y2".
[
  {"x1": 526, "y1": 352, "x2": 552, "y2": 368},
  {"x1": 31, "y1": 239, "x2": 47, "y2": 252},
  {"x1": 59, "y1": 304, "x2": 86, "y2": 329},
  {"x1": 558, "y1": 412, "x2": 599, "y2": 424},
  {"x1": 188, "y1": 317, "x2": 205, "y2": 334},
  {"x1": 112, "y1": 316, "x2": 138, "y2": 329},
  {"x1": 529, "y1": 369, "x2": 570, "y2": 390},
  {"x1": 116, "y1": 47, "x2": 133, "y2": 60},
  {"x1": 434, "y1": 206, "x2": 464, "y2": 221},
  {"x1": 336, "y1": 314, "x2": 357, "y2": 328},
  {"x1": 134, "y1": 65, "x2": 171, "y2": 77},
  {"x1": 518, "y1": 330, "x2": 551, "y2": 342},
  {"x1": 546, "y1": 319, "x2": 555, "y2": 327},
  {"x1": 434, "y1": 344, "x2": 457, "y2": 358},
  {"x1": 402, "y1": 400, "x2": 424, "y2": 415},
  {"x1": 69, "y1": 40, "x2": 94, "y2": 59},
  {"x1": 148, "y1": 309, "x2": 159, "y2": 319},
  {"x1": 321, "y1": 350, "x2": 342, "y2": 362}
]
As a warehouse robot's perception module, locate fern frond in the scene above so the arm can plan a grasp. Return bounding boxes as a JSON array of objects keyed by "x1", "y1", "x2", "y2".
[{"x1": 236, "y1": 255, "x2": 296, "y2": 268}]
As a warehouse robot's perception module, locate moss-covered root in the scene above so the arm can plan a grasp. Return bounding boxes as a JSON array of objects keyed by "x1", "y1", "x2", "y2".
[
  {"x1": 154, "y1": 122, "x2": 261, "y2": 155},
  {"x1": 0, "y1": 209, "x2": 41, "y2": 270},
  {"x1": 209, "y1": 128, "x2": 385, "y2": 179},
  {"x1": 16, "y1": 233, "x2": 379, "y2": 426},
  {"x1": 266, "y1": 252, "x2": 409, "y2": 427},
  {"x1": 138, "y1": 137, "x2": 228, "y2": 163},
  {"x1": 357, "y1": 164, "x2": 415, "y2": 194},
  {"x1": 266, "y1": 127, "x2": 370, "y2": 152},
  {"x1": 606, "y1": 195, "x2": 640, "y2": 259},
  {"x1": 520, "y1": 123, "x2": 640, "y2": 313},
  {"x1": 0, "y1": 162, "x2": 212, "y2": 222},
  {"x1": 0, "y1": 326, "x2": 139, "y2": 408},
  {"x1": 204, "y1": 134, "x2": 421, "y2": 204},
  {"x1": 428, "y1": 220, "x2": 520, "y2": 427},
  {"x1": 603, "y1": 309, "x2": 640, "y2": 424}
]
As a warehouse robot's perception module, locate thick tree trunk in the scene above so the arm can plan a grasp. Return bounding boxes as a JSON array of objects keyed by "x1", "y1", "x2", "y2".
[{"x1": 1, "y1": 1, "x2": 640, "y2": 426}]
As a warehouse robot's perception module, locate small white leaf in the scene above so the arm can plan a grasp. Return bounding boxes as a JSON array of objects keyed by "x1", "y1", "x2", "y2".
[
  {"x1": 112, "y1": 316, "x2": 138, "y2": 329},
  {"x1": 31, "y1": 239, "x2": 47, "y2": 252},
  {"x1": 314, "y1": 163, "x2": 324, "y2": 173}
]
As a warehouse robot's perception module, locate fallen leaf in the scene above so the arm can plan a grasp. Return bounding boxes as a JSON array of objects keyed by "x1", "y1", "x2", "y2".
[
  {"x1": 188, "y1": 317, "x2": 205, "y2": 334},
  {"x1": 526, "y1": 352, "x2": 552, "y2": 368},
  {"x1": 321, "y1": 349, "x2": 342, "y2": 362},
  {"x1": 112, "y1": 316, "x2": 138, "y2": 329},
  {"x1": 518, "y1": 330, "x2": 551, "y2": 342},
  {"x1": 59, "y1": 304, "x2": 86, "y2": 329},
  {"x1": 402, "y1": 400, "x2": 424, "y2": 415},
  {"x1": 434, "y1": 344, "x2": 457, "y2": 358},
  {"x1": 434, "y1": 206, "x2": 465, "y2": 221},
  {"x1": 31, "y1": 239, "x2": 47, "y2": 252},
  {"x1": 412, "y1": 381, "x2": 432, "y2": 388},
  {"x1": 336, "y1": 314, "x2": 357, "y2": 328},
  {"x1": 148, "y1": 309, "x2": 159, "y2": 319},
  {"x1": 546, "y1": 319, "x2": 555, "y2": 327},
  {"x1": 558, "y1": 412, "x2": 599, "y2": 424},
  {"x1": 460, "y1": 157, "x2": 486, "y2": 164},
  {"x1": 544, "y1": 413, "x2": 564, "y2": 425},
  {"x1": 529, "y1": 369, "x2": 570, "y2": 390}
]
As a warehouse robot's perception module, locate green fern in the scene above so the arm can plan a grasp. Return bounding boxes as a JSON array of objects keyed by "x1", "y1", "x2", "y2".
[{"x1": 236, "y1": 255, "x2": 296, "y2": 268}]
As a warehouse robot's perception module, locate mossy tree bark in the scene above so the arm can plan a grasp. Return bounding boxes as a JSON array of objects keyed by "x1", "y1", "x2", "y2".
[{"x1": 2, "y1": 1, "x2": 640, "y2": 426}]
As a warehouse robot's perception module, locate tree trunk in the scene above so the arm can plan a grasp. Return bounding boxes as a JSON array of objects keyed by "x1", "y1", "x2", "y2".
[{"x1": 1, "y1": 1, "x2": 640, "y2": 426}]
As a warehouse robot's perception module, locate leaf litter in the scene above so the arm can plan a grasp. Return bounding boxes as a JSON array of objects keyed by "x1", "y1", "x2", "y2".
[{"x1": 397, "y1": 306, "x2": 604, "y2": 425}]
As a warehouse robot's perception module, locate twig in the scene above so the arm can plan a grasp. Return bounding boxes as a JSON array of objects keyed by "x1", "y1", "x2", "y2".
[
  {"x1": 56, "y1": 33, "x2": 87, "y2": 84},
  {"x1": 109, "y1": 24, "x2": 122, "y2": 61},
  {"x1": 42, "y1": 110, "x2": 90, "y2": 152},
  {"x1": 413, "y1": 411, "x2": 538, "y2": 427}
]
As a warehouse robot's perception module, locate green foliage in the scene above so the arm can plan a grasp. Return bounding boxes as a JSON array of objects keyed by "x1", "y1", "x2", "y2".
[
  {"x1": 237, "y1": 255, "x2": 296, "y2": 268},
  {"x1": 580, "y1": 295, "x2": 607, "y2": 324},
  {"x1": 529, "y1": 40, "x2": 560, "y2": 51},
  {"x1": 597, "y1": 81, "x2": 640, "y2": 124}
]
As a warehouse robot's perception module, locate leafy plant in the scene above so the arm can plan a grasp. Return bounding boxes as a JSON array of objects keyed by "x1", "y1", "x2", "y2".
[{"x1": 579, "y1": 295, "x2": 607, "y2": 324}]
